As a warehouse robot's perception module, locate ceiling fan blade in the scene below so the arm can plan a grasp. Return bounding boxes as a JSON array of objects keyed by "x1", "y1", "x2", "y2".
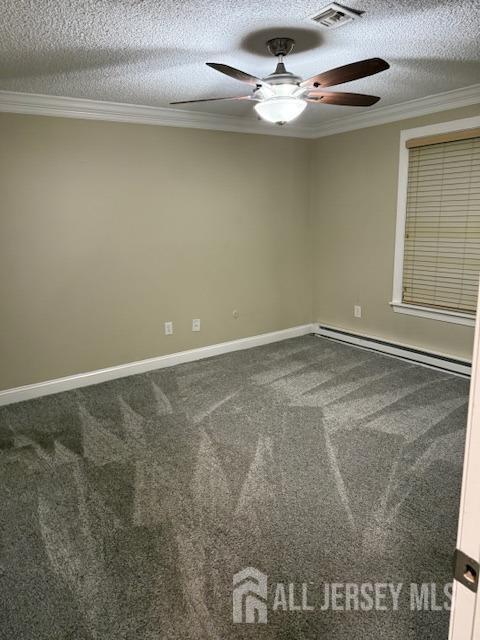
[
  {"x1": 301, "y1": 58, "x2": 389, "y2": 88},
  {"x1": 170, "y1": 95, "x2": 251, "y2": 105},
  {"x1": 206, "y1": 62, "x2": 263, "y2": 86},
  {"x1": 306, "y1": 91, "x2": 381, "y2": 106},
  {"x1": 305, "y1": 90, "x2": 380, "y2": 107}
]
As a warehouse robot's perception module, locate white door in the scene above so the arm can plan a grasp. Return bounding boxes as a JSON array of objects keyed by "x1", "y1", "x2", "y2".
[{"x1": 449, "y1": 291, "x2": 480, "y2": 639}]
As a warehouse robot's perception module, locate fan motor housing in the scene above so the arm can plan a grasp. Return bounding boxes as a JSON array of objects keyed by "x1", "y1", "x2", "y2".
[{"x1": 262, "y1": 69, "x2": 302, "y2": 85}]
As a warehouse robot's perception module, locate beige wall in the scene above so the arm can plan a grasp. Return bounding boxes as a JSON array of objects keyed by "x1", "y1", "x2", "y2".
[
  {"x1": 2, "y1": 104, "x2": 479, "y2": 390},
  {"x1": 0, "y1": 113, "x2": 312, "y2": 390},
  {"x1": 310, "y1": 104, "x2": 480, "y2": 361}
]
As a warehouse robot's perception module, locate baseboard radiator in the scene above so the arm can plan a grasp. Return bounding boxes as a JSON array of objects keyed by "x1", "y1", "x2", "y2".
[{"x1": 315, "y1": 325, "x2": 471, "y2": 377}]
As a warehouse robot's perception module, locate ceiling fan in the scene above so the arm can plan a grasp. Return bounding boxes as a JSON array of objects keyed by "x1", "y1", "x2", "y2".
[{"x1": 171, "y1": 37, "x2": 389, "y2": 126}]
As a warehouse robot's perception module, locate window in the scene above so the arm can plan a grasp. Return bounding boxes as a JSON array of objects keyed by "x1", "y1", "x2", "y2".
[{"x1": 392, "y1": 116, "x2": 480, "y2": 326}]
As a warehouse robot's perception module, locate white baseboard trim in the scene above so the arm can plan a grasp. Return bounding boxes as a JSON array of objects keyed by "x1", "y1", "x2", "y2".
[
  {"x1": 0, "y1": 324, "x2": 315, "y2": 407},
  {"x1": 315, "y1": 325, "x2": 471, "y2": 377}
]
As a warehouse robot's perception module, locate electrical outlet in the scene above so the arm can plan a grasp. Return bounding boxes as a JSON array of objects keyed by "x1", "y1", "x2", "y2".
[
  {"x1": 192, "y1": 319, "x2": 201, "y2": 332},
  {"x1": 164, "y1": 321, "x2": 173, "y2": 335},
  {"x1": 354, "y1": 305, "x2": 362, "y2": 318}
]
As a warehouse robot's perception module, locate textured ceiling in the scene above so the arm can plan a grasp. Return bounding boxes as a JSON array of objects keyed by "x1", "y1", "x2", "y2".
[{"x1": 1, "y1": 0, "x2": 479, "y2": 125}]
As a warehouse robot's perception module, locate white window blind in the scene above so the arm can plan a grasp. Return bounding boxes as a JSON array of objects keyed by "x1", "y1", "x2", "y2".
[{"x1": 402, "y1": 134, "x2": 480, "y2": 315}]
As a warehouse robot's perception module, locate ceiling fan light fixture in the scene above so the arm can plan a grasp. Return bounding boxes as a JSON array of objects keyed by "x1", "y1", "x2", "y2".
[
  {"x1": 172, "y1": 39, "x2": 389, "y2": 126},
  {"x1": 254, "y1": 96, "x2": 307, "y2": 125},
  {"x1": 272, "y1": 83, "x2": 301, "y2": 97}
]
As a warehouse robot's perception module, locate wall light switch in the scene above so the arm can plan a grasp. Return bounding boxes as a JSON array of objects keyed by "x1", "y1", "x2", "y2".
[
  {"x1": 164, "y1": 321, "x2": 173, "y2": 335},
  {"x1": 192, "y1": 319, "x2": 201, "y2": 332},
  {"x1": 354, "y1": 305, "x2": 362, "y2": 318}
]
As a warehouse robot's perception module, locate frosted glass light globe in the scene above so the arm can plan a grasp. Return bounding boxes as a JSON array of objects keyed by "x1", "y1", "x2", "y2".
[{"x1": 254, "y1": 96, "x2": 307, "y2": 125}]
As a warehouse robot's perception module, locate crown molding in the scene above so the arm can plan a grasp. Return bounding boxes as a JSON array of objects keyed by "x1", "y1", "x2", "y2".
[
  {"x1": 0, "y1": 84, "x2": 478, "y2": 139},
  {"x1": 310, "y1": 83, "x2": 480, "y2": 138},
  {"x1": 0, "y1": 89, "x2": 313, "y2": 138}
]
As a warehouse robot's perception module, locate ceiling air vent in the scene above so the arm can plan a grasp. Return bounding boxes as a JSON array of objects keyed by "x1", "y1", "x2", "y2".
[{"x1": 309, "y1": 3, "x2": 361, "y2": 29}]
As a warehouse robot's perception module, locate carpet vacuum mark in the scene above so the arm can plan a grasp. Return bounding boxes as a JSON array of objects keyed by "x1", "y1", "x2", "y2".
[{"x1": 0, "y1": 336, "x2": 469, "y2": 639}]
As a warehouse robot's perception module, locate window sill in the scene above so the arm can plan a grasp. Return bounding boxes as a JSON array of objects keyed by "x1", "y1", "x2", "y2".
[{"x1": 390, "y1": 302, "x2": 476, "y2": 327}]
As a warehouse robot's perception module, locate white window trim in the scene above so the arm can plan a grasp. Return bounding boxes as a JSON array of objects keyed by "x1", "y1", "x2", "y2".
[{"x1": 391, "y1": 115, "x2": 480, "y2": 328}]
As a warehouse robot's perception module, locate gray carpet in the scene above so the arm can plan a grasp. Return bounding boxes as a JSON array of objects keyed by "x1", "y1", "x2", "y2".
[{"x1": 0, "y1": 336, "x2": 469, "y2": 639}]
